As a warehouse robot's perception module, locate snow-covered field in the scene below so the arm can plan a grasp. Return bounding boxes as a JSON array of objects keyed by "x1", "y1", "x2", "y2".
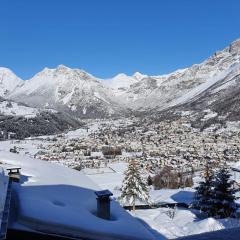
[{"x1": 0, "y1": 138, "x2": 53, "y2": 158}]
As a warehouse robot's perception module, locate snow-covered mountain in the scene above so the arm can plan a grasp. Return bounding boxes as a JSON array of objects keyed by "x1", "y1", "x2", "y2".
[
  {"x1": 10, "y1": 65, "x2": 123, "y2": 118},
  {"x1": 2, "y1": 38, "x2": 240, "y2": 120},
  {"x1": 156, "y1": 60, "x2": 240, "y2": 130},
  {"x1": 119, "y1": 39, "x2": 240, "y2": 111},
  {"x1": 104, "y1": 72, "x2": 147, "y2": 96},
  {"x1": 0, "y1": 67, "x2": 22, "y2": 98}
]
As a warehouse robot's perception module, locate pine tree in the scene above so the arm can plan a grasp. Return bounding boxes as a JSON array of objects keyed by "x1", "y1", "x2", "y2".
[
  {"x1": 120, "y1": 159, "x2": 149, "y2": 212},
  {"x1": 147, "y1": 175, "x2": 153, "y2": 186},
  {"x1": 193, "y1": 157, "x2": 215, "y2": 216},
  {"x1": 211, "y1": 166, "x2": 237, "y2": 218}
]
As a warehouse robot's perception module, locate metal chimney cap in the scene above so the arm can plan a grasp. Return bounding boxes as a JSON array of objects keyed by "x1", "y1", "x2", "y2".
[{"x1": 95, "y1": 190, "x2": 113, "y2": 198}]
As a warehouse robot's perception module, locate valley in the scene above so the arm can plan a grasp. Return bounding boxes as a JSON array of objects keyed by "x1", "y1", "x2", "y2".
[
  {"x1": 1, "y1": 117, "x2": 240, "y2": 238},
  {"x1": 0, "y1": 38, "x2": 240, "y2": 239}
]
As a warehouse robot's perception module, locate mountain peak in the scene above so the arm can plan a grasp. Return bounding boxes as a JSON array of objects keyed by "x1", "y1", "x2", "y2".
[
  {"x1": 0, "y1": 67, "x2": 22, "y2": 97},
  {"x1": 113, "y1": 73, "x2": 129, "y2": 79},
  {"x1": 132, "y1": 72, "x2": 147, "y2": 80},
  {"x1": 231, "y1": 38, "x2": 240, "y2": 46},
  {"x1": 229, "y1": 38, "x2": 240, "y2": 53},
  {"x1": 0, "y1": 67, "x2": 19, "y2": 77},
  {"x1": 57, "y1": 64, "x2": 69, "y2": 70}
]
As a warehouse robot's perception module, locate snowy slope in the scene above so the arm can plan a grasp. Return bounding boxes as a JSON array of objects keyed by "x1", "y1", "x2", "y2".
[
  {"x1": 0, "y1": 97, "x2": 82, "y2": 138},
  {"x1": 0, "y1": 100, "x2": 39, "y2": 118},
  {"x1": 167, "y1": 62, "x2": 240, "y2": 109},
  {"x1": 0, "y1": 151, "x2": 155, "y2": 240},
  {"x1": 156, "y1": 60, "x2": 240, "y2": 129},
  {"x1": 0, "y1": 68, "x2": 22, "y2": 98}
]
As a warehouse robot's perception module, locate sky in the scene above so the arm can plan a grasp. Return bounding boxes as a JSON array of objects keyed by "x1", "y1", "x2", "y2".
[{"x1": 0, "y1": 0, "x2": 240, "y2": 80}]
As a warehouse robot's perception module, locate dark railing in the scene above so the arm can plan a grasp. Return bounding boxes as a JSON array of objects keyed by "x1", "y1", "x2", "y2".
[
  {"x1": 123, "y1": 202, "x2": 189, "y2": 211},
  {"x1": 0, "y1": 179, "x2": 12, "y2": 240},
  {"x1": 6, "y1": 229, "x2": 84, "y2": 240}
]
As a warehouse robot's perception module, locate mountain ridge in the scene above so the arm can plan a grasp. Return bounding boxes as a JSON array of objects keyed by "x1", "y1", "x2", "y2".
[{"x1": 1, "y1": 38, "x2": 240, "y2": 120}]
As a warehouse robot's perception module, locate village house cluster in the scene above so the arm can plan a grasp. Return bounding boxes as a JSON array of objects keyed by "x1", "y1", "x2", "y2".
[{"x1": 32, "y1": 118, "x2": 240, "y2": 175}]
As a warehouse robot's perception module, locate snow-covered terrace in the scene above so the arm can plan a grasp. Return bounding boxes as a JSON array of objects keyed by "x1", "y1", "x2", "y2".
[{"x1": 0, "y1": 151, "x2": 156, "y2": 240}]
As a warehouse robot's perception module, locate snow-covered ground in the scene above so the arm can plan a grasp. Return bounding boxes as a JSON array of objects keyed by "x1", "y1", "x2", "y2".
[
  {"x1": 134, "y1": 208, "x2": 240, "y2": 239},
  {"x1": 0, "y1": 151, "x2": 155, "y2": 240},
  {"x1": 86, "y1": 162, "x2": 127, "y2": 196},
  {"x1": 177, "y1": 225, "x2": 240, "y2": 240},
  {"x1": 65, "y1": 121, "x2": 100, "y2": 139},
  {"x1": 85, "y1": 162, "x2": 194, "y2": 204},
  {"x1": 0, "y1": 138, "x2": 53, "y2": 158},
  {"x1": 85, "y1": 161, "x2": 240, "y2": 239}
]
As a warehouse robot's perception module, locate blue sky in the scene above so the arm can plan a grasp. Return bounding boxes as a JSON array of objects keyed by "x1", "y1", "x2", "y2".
[{"x1": 0, "y1": 0, "x2": 240, "y2": 79}]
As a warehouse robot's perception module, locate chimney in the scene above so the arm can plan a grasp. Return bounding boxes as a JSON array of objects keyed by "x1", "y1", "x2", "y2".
[{"x1": 95, "y1": 190, "x2": 113, "y2": 220}]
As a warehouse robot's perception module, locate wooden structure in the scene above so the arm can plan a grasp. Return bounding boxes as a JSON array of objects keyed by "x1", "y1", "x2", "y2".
[{"x1": 6, "y1": 167, "x2": 21, "y2": 183}]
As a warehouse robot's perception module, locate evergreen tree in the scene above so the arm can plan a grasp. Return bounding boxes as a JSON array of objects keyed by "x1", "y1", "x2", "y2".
[
  {"x1": 147, "y1": 175, "x2": 153, "y2": 186},
  {"x1": 211, "y1": 166, "x2": 237, "y2": 218},
  {"x1": 194, "y1": 158, "x2": 237, "y2": 219},
  {"x1": 193, "y1": 157, "x2": 215, "y2": 216},
  {"x1": 120, "y1": 159, "x2": 149, "y2": 211}
]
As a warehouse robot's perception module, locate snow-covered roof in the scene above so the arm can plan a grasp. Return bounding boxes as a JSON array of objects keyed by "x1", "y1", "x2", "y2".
[{"x1": 0, "y1": 151, "x2": 154, "y2": 240}]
